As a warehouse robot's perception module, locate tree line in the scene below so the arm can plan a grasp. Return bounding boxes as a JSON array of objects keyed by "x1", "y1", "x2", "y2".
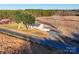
[
  {"x1": 0, "y1": 9, "x2": 79, "y2": 29},
  {"x1": 25, "y1": 9, "x2": 78, "y2": 17},
  {"x1": 0, "y1": 10, "x2": 35, "y2": 29}
]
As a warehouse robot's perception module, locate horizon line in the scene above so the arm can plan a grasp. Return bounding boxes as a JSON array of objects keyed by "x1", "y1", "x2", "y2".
[{"x1": 0, "y1": 4, "x2": 79, "y2": 10}]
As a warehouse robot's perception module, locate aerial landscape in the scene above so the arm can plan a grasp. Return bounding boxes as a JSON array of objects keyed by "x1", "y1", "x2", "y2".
[{"x1": 0, "y1": 4, "x2": 79, "y2": 54}]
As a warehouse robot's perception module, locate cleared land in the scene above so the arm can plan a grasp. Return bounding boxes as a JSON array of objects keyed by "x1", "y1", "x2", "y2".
[
  {"x1": 36, "y1": 16, "x2": 79, "y2": 37},
  {"x1": 0, "y1": 16, "x2": 79, "y2": 54},
  {"x1": 36, "y1": 16, "x2": 79, "y2": 49}
]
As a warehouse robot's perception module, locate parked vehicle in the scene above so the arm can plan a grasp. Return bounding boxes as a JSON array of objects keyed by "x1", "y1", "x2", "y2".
[{"x1": 0, "y1": 19, "x2": 11, "y2": 24}]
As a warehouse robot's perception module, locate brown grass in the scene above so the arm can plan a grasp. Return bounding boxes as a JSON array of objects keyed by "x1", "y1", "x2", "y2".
[
  {"x1": 36, "y1": 16, "x2": 79, "y2": 36},
  {"x1": 0, "y1": 33, "x2": 32, "y2": 53},
  {"x1": 0, "y1": 33, "x2": 57, "y2": 54},
  {"x1": 0, "y1": 23, "x2": 48, "y2": 38}
]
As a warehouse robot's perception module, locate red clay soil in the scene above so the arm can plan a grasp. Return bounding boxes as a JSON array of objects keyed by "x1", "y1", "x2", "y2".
[{"x1": 0, "y1": 33, "x2": 58, "y2": 54}]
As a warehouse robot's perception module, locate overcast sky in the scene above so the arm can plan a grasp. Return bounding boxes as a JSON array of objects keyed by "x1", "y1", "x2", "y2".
[{"x1": 0, "y1": 4, "x2": 79, "y2": 10}]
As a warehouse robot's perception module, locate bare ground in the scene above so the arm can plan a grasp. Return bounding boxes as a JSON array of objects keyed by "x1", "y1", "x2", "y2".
[{"x1": 0, "y1": 33, "x2": 59, "y2": 54}]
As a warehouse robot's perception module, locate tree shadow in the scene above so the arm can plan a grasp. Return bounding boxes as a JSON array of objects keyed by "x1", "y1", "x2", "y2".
[
  {"x1": 70, "y1": 33, "x2": 79, "y2": 45},
  {"x1": 57, "y1": 33, "x2": 79, "y2": 54},
  {"x1": 21, "y1": 32, "x2": 79, "y2": 54}
]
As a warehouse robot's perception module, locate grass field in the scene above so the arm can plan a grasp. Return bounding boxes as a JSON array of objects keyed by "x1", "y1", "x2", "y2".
[
  {"x1": 36, "y1": 16, "x2": 79, "y2": 36},
  {"x1": 0, "y1": 23, "x2": 48, "y2": 38}
]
